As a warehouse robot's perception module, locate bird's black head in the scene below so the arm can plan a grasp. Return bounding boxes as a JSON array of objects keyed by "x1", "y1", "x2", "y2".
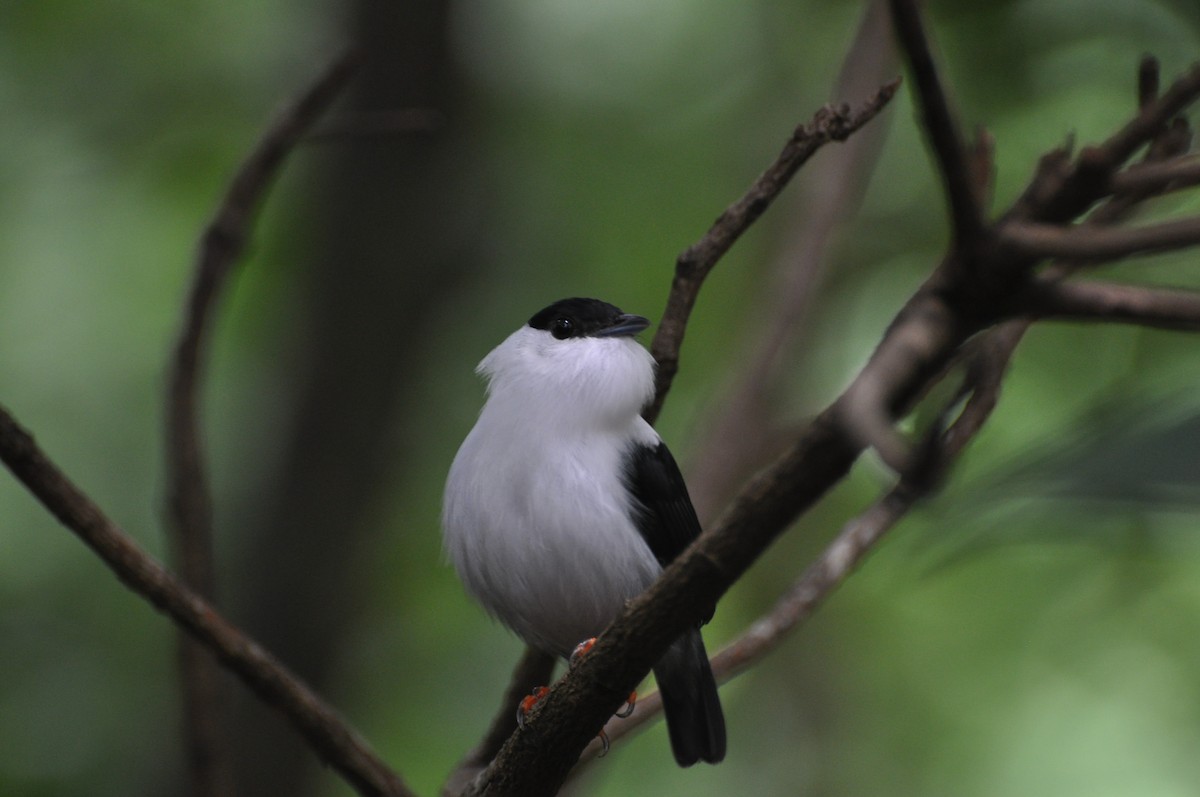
[{"x1": 528, "y1": 298, "x2": 650, "y2": 340}]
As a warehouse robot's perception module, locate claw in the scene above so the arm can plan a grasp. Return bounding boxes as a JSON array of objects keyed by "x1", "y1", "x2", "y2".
[
  {"x1": 566, "y1": 638, "x2": 634, "y2": 756},
  {"x1": 569, "y1": 637, "x2": 597, "y2": 669},
  {"x1": 596, "y1": 727, "x2": 610, "y2": 757},
  {"x1": 614, "y1": 691, "x2": 637, "y2": 719},
  {"x1": 516, "y1": 686, "x2": 549, "y2": 729}
]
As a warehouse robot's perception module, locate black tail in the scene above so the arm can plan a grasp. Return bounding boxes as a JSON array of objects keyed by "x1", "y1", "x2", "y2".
[{"x1": 653, "y1": 628, "x2": 726, "y2": 766}]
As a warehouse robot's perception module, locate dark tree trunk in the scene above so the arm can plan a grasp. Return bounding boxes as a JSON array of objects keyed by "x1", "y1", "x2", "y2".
[{"x1": 226, "y1": 3, "x2": 466, "y2": 794}]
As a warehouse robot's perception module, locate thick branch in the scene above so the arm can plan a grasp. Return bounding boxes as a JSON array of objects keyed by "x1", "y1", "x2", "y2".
[
  {"x1": 306, "y1": 108, "x2": 445, "y2": 142},
  {"x1": 588, "y1": 484, "x2": 920, "y2": 759},
  {"x1": 0, "y1": 407, "x2": 412, "y2": 797},
  {"x1": 644, "y1": 78, "x2": 901, "y2": 423}
]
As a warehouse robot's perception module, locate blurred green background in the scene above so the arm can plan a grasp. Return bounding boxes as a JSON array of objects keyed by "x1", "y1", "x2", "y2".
[{"x1": 2, "y1": 1, "x2": 1200, "y2": 795}]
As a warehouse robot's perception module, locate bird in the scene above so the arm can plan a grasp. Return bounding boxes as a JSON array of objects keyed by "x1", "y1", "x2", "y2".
[{"x1": 442, "y1": 296, "x2": 726, "y2": 766}]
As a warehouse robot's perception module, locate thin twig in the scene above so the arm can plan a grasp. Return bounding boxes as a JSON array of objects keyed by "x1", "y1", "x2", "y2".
[
  {"x1": 1014, "y1": 61, "x2": 1200, "y2": 225},
  {"x1": 1091, "y1": 62, "x2": 1200, "y2": 173},
  {"x1": 686, "y1": 0, "x2": 899, "y2": 520},
  {"x1": 584, "y1": 484, "x2": 919, "y2": 758},
  {"x1": 1111, "y1": 154, "x2": 1200, "y2": 194},
  {"x1": 1139, "y1": 55, "x2": 1162, "y2": 111},
  {"x1": 644, "y1": 78, "x2": 901, "y2": 423},
  {"x1": 1016, "y1": 278, "x2": 1200, "y2": 331},
  {"x1": 165, "y1": 50, "x2": 361, "y2": 797},
  {"x1": 999, "y1": 215, "x2": 1200, "y2": 261},
  {"x1": 0, "y1": 408, "x2": 413, "y2": 797},
  {"x1": 716, "y1": 486, "x2": 918, "y2": 673}
]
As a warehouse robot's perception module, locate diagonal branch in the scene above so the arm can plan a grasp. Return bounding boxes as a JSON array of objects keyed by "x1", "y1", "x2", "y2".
[
  {"x1": 573, "y1": 281, "x2": 1033, "y2": 767},
  {"x1": 888, "y1": 0, "x2": 985, "y2": 251},
  {"x1": 644, "y1": 78, "x2": 901, "y2": 423},
  {"x1": 0, "y1": 407, "x2": 413, "y2": 797},
  {"x1": 837, "y1": 277, "x2": 965, "y2": 474},
  {"x1": 165, "y1": 50, "x2": 360, "y2": 797}
]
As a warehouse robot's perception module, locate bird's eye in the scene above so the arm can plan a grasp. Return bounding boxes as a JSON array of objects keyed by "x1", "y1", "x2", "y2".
[{"x1": 551, "y1": 317, "x2": 574, "y2": 340}]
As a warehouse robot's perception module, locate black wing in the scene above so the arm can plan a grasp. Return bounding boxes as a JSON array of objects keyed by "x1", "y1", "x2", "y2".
[{"x1": 623, "y1": 440, "x2": 702, "y2": 568}]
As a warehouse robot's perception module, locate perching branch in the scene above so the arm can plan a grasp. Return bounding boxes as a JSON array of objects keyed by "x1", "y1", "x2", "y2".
[
  {"x1": 0, "y1": 407, "x2": 412, "y2": 797},
  {"x1": 644, "y1": 77, "x2": 901, "y2": 424},
  {"x1": 165, "y1": 49, "x2": 360, "y2": 797}
]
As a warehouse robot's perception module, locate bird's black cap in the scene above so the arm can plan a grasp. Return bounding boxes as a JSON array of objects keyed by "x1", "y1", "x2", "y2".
[{"x1": 528, "y1": 297, "x2": 650, "y2": 341}]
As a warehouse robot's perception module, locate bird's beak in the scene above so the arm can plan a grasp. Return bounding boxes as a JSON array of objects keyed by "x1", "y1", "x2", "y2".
[{"x1": 595, "y1": 313, "x2": 651, "y2": 337}]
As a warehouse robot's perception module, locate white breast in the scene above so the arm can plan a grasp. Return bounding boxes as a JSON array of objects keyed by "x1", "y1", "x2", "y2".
[
  {"x1": 443, "y1": 416, "x2": 662, "y2": 657},
  {"x1": 442, "y1": 325, "x2": 663, "y2": 657}
]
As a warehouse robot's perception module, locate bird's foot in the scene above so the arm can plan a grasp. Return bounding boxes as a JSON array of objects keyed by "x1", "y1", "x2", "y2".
[
  {"x1": 615, "y1": 691, "x2": 637, "y2": 718},
  {"x1": 565, "y1": 636, "x2": 637, "y2": 755},
  {"x1": 515, "y1": 686, "x2": 549, "y2": 729},
  {"x1": 591, "y1": 693, "x2": 635, "y2": 757},
  {"x1": 569, "y1": 637, "x2": 596, "y2": 668},
  {"x1": 570, "y1": 637, "x2": 637, "y2": 717}
]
